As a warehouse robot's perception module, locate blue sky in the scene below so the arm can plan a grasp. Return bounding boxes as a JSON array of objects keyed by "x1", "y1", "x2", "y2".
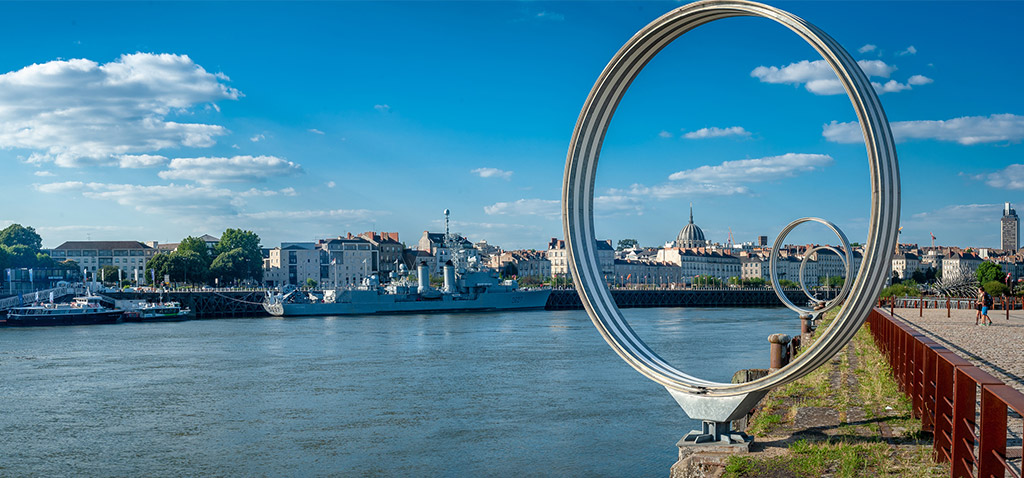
[{"x1": 1, "y1": 2, "x2": 1022, "y2": 251}]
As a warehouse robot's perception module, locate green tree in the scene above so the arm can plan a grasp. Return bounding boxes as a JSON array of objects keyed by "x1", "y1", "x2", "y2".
[
  {"x1": 984, "y1": 280, "x2": 1009, "y2": 297},
  {"x1": 977, "y1": 261, "x2": 1003, "y2": 285},
  {"x1": 910, "y1": 270, "x2": 926, "y2": 284},
  {"x1": 210, "y1": 248, "x2": 248, "y2": 285},
  {"x1": 35, "y1": 253, "x2": 56, "y2": 268},
  {"x1": 3, "y1": 244, "x2": 37, "y2": 268},
  {"x1": 216, "y1": 229, "x2": 263, "y2": 282},
  {"x1": 99, "y1": 265, "x2": 121, "y2": 285},
  {"x1": 0, "y1": 246, "x2": 10, "y2": 272},
  {"x1": 305, "y1": 278, "x2": 318, "y2": 288},
  {"x1": 501, "y1": 262, "x2": 519, "y2": 278},
  {"x1": 178, "y1": 236, "x2": 213, "y2": 269},
  {"x1": 779, "y1": 279, "x2": 800, "y2": 289},
  {"x1": 616, "y1": 238, "x2": 638, "y2": 251},
  {"x1": 0, "y1": 224, "x2": 42, "y2": 252},
  {"x1": 881, "y1": 282, "x2": 919, "y2": 298},
  {"x1": 742, "y1": 277, "x2": 767, "y2": 287},
  {"x1": 145, "y1": 253, "x2": 172, "y2": 285},
  {"x1": 59, "y1": 259, "x2": 80, "y2": 271},
  {"x1": 823, "y1": 276, "x2": 845, "y2": 287},
  {"x1": 168, "y1": 250, "x2": 207, "y2": 284}
]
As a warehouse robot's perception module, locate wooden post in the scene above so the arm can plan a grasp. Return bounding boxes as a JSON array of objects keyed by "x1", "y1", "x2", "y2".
[
  {"x1": 920, "y1": 295, "x2": 923, "y2": 317},
  {"x1": 946, "y1": 298, "x2": 951, "y2": 318}
]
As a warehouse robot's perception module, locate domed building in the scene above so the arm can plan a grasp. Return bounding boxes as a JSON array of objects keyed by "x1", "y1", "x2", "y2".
[{"x1": 675, "y1": 205, "x2": 707, "y2": 249}]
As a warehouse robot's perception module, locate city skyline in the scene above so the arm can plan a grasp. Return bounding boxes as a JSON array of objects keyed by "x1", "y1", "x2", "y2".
[{"x1": 1, "y1": 2, "x2": 1023, "y2": 250}]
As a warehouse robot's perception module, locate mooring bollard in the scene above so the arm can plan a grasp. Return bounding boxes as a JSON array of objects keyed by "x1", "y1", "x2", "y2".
[{"x1": 768, "y1": 334, "x2": 791, "y2": 371}]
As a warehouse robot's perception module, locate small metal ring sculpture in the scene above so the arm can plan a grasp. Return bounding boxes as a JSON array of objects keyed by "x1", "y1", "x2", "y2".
[
  {"x1": 562, "y1": 0, "x2": 899, "y2": 424},
  {"x1": 799, "y1": 245, "x2": 848, "y2": 306},
  {"x1": 769, "y1": 217, "x2": 853, "y2": 317}
]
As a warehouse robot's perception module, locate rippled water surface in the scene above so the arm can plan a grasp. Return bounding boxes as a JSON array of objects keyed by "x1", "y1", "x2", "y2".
[{"x1": 1, "y1": 307, "x2": 800, "y2": 477}]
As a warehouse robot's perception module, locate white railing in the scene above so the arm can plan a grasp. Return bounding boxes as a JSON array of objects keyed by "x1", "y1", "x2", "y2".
[{"x1": 0, "y1": 286, "x2": 86, "y2": 311}]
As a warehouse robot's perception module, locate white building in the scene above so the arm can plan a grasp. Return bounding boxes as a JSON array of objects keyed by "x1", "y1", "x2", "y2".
[
  {"x1": 546, "y1": 238, "x2": 614, "y2": 279},
  {"x1": 263, "y1": 243, "x2": 321, "y2": 288},
  {"x1": 941, "y1": 251, "x2": 983, "y2": 283},
  {"x1": 612, "y1": 259, "x2": 683, "y2": 287},
  {"x1": 656, "y1": 248, "x2": 741, "y2": 283}
]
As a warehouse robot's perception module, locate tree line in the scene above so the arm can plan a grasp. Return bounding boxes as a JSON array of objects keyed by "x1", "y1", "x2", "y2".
[
  {"x1": 143, "y1": 229, "x2": 263, "y2": 286},
  {"x1": 0, "y1": 224, "x2": 263, "y2": 287}
]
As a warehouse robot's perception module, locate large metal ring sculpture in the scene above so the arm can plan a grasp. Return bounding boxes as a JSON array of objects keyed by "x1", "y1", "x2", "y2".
[
  {"x1": 562, "y1": 0, "x2": 899, "y2": 428},
  {"x1": 769, "y1": 217, "x2": 853, "y2": 317}
]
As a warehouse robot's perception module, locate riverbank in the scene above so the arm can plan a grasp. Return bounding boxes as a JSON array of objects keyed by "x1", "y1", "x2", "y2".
[{"x1": 716, "y1": 314, "x2": 946, "y2": 477}]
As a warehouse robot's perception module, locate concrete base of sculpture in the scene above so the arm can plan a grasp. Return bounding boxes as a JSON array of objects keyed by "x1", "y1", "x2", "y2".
[{"x1": 670, "y1": 436, "x2": 751, "y2": 478}]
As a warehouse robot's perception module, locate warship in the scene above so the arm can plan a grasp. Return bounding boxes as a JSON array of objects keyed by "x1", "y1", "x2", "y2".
[{"x1": 263, "y1": 210, "x2": 551, "y2": 317}]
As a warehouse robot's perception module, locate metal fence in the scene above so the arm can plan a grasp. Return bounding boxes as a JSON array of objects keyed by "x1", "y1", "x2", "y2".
[{"x1": 866, "y1": 307, "x2": 1023, "y2": 478}]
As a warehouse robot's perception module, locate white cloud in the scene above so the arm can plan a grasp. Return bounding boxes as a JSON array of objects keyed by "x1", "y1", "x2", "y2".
[
  {"x1": 898, "y1": 45, "x2": 918, "y2": 56},
  {"x1": 250, "y1": 133, "x2": 265, "y2": 142},
  {"x1": 241, "y1": 208, "x2": 383, "y2": 221},
  {"x1": 0, "y1": 53, "x2": 240, "y2": 167},
  {"x1": 823, "y1": 114, "x2": 1024, "y2": 145},
  {"x1": 535, "y1": 11, "x2": 565, "y2": 21},
  {"x1": 484, "y1": 198, "x2": 559, "y2": 217},
  {"x1": 982, "y1": 164, "x2": 1024, "y2": 190},
  {"x1": 308, "y1": 128, "x2": 325, "y2": 135},
  {"x1": 872, "y1": 79, "x2": 911, "y2": 94},
  {"x1": 858, "y1": 44, "x2": 877, "y2": 54},
  {"x1": 658, "y1": 130, "x2": 673, "y2": 139},
  {"x1": 374, "y1": 104, "x2": 390, "y2": 113},
  {"x1": 157, "y1": 155, "x2": 303, "y2": 184},
  {"x1": 482, "y1": 195, "x2": 642, "y2": 217},
  {"x1": 907, "y1": 75, "x2": 933, "y2": 85},
  {"x1": 472, "y1": 167, "x2": 513, "y2": 180},
  {"x1": 683, "y1": 126, "x2": 751, "y2": 139},
  {"x1": 33, "y1": 170, "x2": 55, "y2": 177},
  {"x1": 326, "y1": 181, "x2": 336, "y2": 188},
  {"x1": 624, "y1": 153, "x2": 832, "y2": 200},
  {"x1": 623, "y1": 183, "x2": 750, "y2": 200},
  {"x1": 668, "y1": 153, "x2": 833, "y2": 183},
  {"x1": 910, "y1": 203, "x2": 1000, "y2": 225},
  {"x1": 236, "y1": 187, "x2": 296, "y2": 197},
  {"x1": 750, "y1": 59, "x2": 926, "y2": 96},
  {"x1": 117, "y1": 154, "x2": 167, "y2": 168},
  {"x1": 35, "y1": 181, "x2": 244, "y2": 215}
]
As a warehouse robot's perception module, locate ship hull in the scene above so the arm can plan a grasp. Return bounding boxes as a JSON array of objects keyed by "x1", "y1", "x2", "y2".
[
  {"x1": 1, "y1": 310, "x2": 124, "y2": 327},
  {"x1": 265, "y1": 289, "x2": 551, "y2": 317}
]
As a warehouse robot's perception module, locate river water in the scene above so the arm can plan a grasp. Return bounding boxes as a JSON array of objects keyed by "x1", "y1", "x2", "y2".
[{"x1": 1, "y1": 307, "x2": 800, "y2": 477}]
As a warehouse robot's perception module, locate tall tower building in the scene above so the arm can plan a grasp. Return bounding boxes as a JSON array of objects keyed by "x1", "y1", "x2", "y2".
[{"x1": 1002, "y1": 202, "x2": 1019, "y2": 251}]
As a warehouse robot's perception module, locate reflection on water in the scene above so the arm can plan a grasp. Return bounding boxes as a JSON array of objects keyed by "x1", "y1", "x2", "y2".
[{"x1": 0, "y1": 307, "x2": 799, "y2": 476}]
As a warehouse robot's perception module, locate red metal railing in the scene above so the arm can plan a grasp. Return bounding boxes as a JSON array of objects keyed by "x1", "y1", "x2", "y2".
[{"x1": 866, "y1": 307, "x2": 1024, "y2": 478}]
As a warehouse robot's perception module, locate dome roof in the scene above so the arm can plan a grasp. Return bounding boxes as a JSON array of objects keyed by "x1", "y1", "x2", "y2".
[{"x1": 676, "y1": 205, "x2": 706, "y2": 248}]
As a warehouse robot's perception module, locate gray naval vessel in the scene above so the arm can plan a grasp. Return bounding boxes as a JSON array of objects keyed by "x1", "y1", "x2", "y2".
[
  {"x1": 264, "y1": 213, "x2": 551, "y2": 317},
  {"x1": 263, "y1": 261, "x2": 551, "y2": 317}
]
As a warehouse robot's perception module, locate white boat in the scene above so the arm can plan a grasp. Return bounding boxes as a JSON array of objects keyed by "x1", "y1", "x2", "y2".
[
  {"x1": 123, "y1": 301, "x2": 191, "y2": 322},
  {"x1": 2, "y1": 296, "x2": 124, "y2": 327}
]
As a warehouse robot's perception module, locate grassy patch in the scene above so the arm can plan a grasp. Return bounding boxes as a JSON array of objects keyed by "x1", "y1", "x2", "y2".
[{"x1": 725, "y1": 439, "x2": 889, "y2": 478}]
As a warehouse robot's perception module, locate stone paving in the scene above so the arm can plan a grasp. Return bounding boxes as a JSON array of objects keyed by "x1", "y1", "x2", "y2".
[{"x1": 892, "y1": 306, "x2": 1024, "y2": 394}]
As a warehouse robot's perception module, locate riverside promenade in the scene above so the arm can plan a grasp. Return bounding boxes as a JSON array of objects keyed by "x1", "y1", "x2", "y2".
[{"x1": 891, "y1": 306, "x2": 1024, "y2": 395}]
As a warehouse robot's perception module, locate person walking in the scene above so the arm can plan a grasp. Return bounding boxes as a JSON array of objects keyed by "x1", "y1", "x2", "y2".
[{"x1": 977, "y1": 287, "x2": 994, "y2": 326}]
